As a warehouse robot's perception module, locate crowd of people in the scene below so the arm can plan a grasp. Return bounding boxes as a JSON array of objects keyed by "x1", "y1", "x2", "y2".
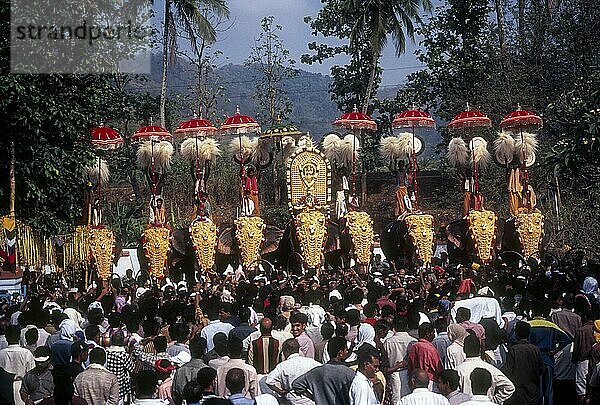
[{"x1": 1, "y1": 254, "x2": 600, "y2": 405}]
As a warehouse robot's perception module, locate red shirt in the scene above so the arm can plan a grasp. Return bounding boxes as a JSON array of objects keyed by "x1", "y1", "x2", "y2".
[
  {"x1": 408, "y1": 338, "x2": 443, "y2": 381},
  {"x1": 363, "y1": 318, "x2": 377, "y2": 327},
  {"x1": 244, "y1": 176, "x2": 258, "y2": 194}
]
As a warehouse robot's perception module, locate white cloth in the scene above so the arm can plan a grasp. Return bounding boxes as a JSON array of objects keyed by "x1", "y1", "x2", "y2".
[
  {"x1": 460, "y1": 395, "x2": 496, "y2": 405},
  {"x1": 64, "y1": 308, "x2": 84, "y2": 327},
  {"x1": 265, "y1": 353, "x2": 321, "y2": 405},
  {"x1": 349, "y1": 370, "x2": 378, "y2": 405},
  {"x1": 398, "y1": 388, "x2": 449, "y2": 405},
  {"x1": 201, "y1": 320, "x2": 234, "y2": 352},
  {"x1": 254, "y1": 394, "x2": 279, "y2": 405},
  {"x1": 244, "y1": 329, "x2": 293, "y2": 353},
  {"x1": 384, "y1": 331, "x2": 416, "y2": 402},
  {"x1": 455, "y1": 358, "x2": 515, "y2": 403},
  {"x1": 336, "y1": 191, "x2": 348, "y2": 219},
  {"x1": 19, "y1": 325, "x2": 50, "y2": 347},
  {"x1": 445, "y1": 342, "x2": 466, "y2": 370},
  {"x1": 451, "y1": 297, "x2": 504, "y2": 328},
  {"x1": 299, "y1": 304, "x2": 326, "y2": 328},
  {"x1": 0, "y1": 344, "x2": 35, "y2": 378}
]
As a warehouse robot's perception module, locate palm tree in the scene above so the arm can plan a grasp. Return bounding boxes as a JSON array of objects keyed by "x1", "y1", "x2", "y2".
[
  {"x1": 344, "y1": 0, "x2": 432, "y2": 113},
  {"x1": 159, "y1": 0, "x2": 229, "y2": 127}
]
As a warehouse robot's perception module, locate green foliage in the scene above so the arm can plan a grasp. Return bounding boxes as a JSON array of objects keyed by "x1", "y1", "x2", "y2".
[{"x1": 246, "y1": 16, "x2": 298, "y2": 125}]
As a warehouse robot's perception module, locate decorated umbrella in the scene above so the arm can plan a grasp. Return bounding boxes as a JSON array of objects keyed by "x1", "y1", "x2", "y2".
[
  {"x1": 220, "y1": 107, "x2": 261, "y2": 216},
  {"x1": 89, "y1": 125, "x2": 124, "y2": 224},
  {"x1": 132, "y1": 122, "x2": 172, "y2": 201},
  {"x1": 392, "y1": 109, "x2": 436, "y2": 210},
  {"x1": 448, "y1": 104, "x2": 492, "y2": 211},
  {"x1": 499, "y1": 106, "x2": 542, "y2": 211},
  {"x1": 333, "y1": 105, "x2": 377, "y2": 202}
]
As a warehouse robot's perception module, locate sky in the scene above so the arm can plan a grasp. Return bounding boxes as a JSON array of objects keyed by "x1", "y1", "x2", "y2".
[{"x1": 153, "y1": 0, "x2": 435, "y2": 86}]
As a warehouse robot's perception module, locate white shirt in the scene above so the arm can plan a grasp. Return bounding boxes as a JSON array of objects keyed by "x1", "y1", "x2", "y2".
[
  {"x1": 461, "y1": 395, "x2": 496, "y2": 405},
  {"x1": 455, "y1": 358, "x2": 515, "y2": 404},
  {"x1": 349, "y1": 370, "x2": 378, "y2": 405},
  {"x1": 398, "y1": 388, "x2": 449, "y2": 405},
  {"x1": 265, "y1": 353, "x2": 321, "y2": 405},
  {"x1": 0, "y1": 344, "x2": 35, "y2": 378},
  {"x1": 201, "y1": 320, "x2": 234, "y2": 352},
  {"x1": 243, "y1": 329, "x2": 293, "y2": 352}
]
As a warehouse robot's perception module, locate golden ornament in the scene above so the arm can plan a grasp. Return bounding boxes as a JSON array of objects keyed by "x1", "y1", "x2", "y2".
[
  {"x1": 189, "y1": 220, "x2": 218, "y2": 273},
  {"x1": 345, "y1": 211, "x2": 374, "y2": 266},
  {"x1": 234, "y1": 216, "x2": 265, "y2": 271},
  {"x1": 514, "y1": 209, "x2": 544, "y2": 259},
  {"x1": 404, "y1": 213, "x2": 435, "y2": 266},
  {"x1": 88, "y1": 227, "x2": 115, "y2": 281},
  {"x1": 467, "y1": 209, "x2": 497, "y2": 264},
  {"x1": 142, "y1": 225, "x2": 171, "y2": 279},
  {"x1": 295, "y1": 209, "x2": 327, "y2": 269}
]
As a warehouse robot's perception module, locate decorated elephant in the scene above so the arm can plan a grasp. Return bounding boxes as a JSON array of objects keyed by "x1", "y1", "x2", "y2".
[
  {"x1": 380, "y1": 213, "x2": 435, "y2": 271},
  {"x1": 501, "y1": 209, "x2": 551, "y2": 259},
  {"x1": 445, "y1": 216, "x2": 504, "y2": 266}
]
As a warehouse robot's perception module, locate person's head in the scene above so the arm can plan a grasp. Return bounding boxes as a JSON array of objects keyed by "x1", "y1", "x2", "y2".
[
  {"x1": 33, "y1": 346, "x2": 51, "y2": 370},
  {"x1": 410, "y1": 369, "x2": 430, "y2": 390},
  {"x1": 142, "y1": 318, "x2": 160, "y2": 338},
  {"x1": 515, "y1": 320, "x2": 531, "y2": 340},
  {"x1": 290, "y1": 312, "x2": 308, "y2": 337},
  {"x1": 418, "y1": 322, "x2": 435, "y2": 341},
  {"x1": 239, "y1": 307, "x2": 251, "y2": 323},
  {"x1": 228, "y1": 337, "x2": 243, "y2": 359},
  {"x1": 363, "y1": 303, "x2": 377, "y2": 319},
  {"x1": 259, "y1": 317, "x2": 273, "y2": 335},
  {"x1": 214, "y1": 335, "x2": 228, "y2": 357},
  {"x1": 374, "y1": 320, "x2": 390, "y2": 339},
  {"x1": 173, "y1": 323, "x2": 190, "y2": 343},
  {"x1": 320, "y1": 322, "x2": 335, "y2": 340},
  {"x1": 85, "y1": 324, "x2": 101, "y2": 343},
  {"x1": 110, "y1": 331, "x2": 125, "y2": 347},
  {"x1": 5, "y1": 325, "x2": 20, "y2": 345},
  {"x1": 51, "y1": 367, "x2": 76, "y2": 405},
  {"x1": 438, "y1": 369, "x2": 460, "y2": 396},
  {"x1": 357, "y1": 345, "x2": 380, "y2": 378},
  {"x1": 89, "y1": 347, "x2": 106, "y2": 366},
  {"x1": 225, "y1": 368, "x2": 246, "y2": 395},
  {"x1": 346, "y1": 309, "x2": 361, "y2": 327},
  {"x1": 71, "y1": 341, "x2": 89, "y2": 363},
  {"x1": 25, "y1": 327, "x2": 39, "y2": 346},
  {"x1": 196, "y1": 367, "x2": 217, "y2": 391},
  {"x1": 156, "y1": 359, "x2": 176, "y2": 380},
  {"x1": 393, "y1": 316, "x2": 408, "y2": 333},
  {"x1": 107, "y1": 312, "x2": 121, "y2": 328},
  {"x1": 455, "y1": 307, "x2": 471, "y2": 323},
  {"x1": 532, "y1": 300, "x2": 549, "y2": 318},
  {"x1": 219, "y1": 302, "x2": 233, "y2": 321},
  {"x1": 182, "y1": 381, "x2": 203, "y2": 403},
  {"x1": 335, "y1": 323, "x2": 349, "y2": 338},
  {"x1": 328, "y1": 336, "x2": 349, "y2": 361},
  {"x1": 464, "y1": 334, "x2": 481, "y2": 358},
  {"x1": 136, "y1": 370, "x2": 159, "y2": 398},
  {"x1": 434, "y1": 317, "x2": 448, "y2": 334},
  {"x1": 154, "y1": 335, "x2": 168, "y2": 353},
  {"x1": 189, "y1": 335, "x2": 207, "y2": 359},
  {"x1": 281, "y1": 338, "x2": 300, "y2": 359},
  {"x1": 470, "y1": 367, "x2": 493, "y2": 395}
]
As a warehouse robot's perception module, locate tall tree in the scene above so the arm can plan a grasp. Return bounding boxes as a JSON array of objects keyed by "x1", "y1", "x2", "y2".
[
  {"x1": 246, "y1": 16, "x2": 298, "y2": 126},
  {"x1": 343, "y1": 0, "x2": 432, "y2": 113},
  {"x1": 159, "y1": 0, "x2": 229, "y2": 127}
]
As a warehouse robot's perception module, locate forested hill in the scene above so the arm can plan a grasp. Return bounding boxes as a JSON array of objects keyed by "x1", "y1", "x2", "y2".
[{"x1": 135, "y1": 53, "x2": 343, "y2": 137}]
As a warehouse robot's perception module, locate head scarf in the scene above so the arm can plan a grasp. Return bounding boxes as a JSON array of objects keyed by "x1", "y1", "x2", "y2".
[
  {"x1": 582, "y1": 277, "x2": 599, "y2": 298},
  {"x1": 355, "y1": 323, "x2": 376, "y2": 351},
  {"x1": 59, "y1": 319, "x2": 79, "y2": 341},
  {"x1": 448, "y1": 323, "x2": 469, "y2": 346}
]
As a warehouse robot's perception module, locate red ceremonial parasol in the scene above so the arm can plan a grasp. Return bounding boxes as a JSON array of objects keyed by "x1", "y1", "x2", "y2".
[
  {"x1": 392, "y1": 109, "x2": 436, "y2": 210},
  {"x1": 91, "y1": 125, "x2": 124, "y2": 149},
  {"x1": 392, "y1": 109, "x2": 436, "y2": 129},
  {"x1": 448, "y1": 104, "x2": 492, "y2": 129},
  {"x1": 333, "y1": 105, "x2": 378, "y2": 131},
  {"x1": 333, "y1": 105, "x2": 377, "y2": 203},
  {"x1": 499, "y1": 107, "x2": 542, "y2": 131},
  {"x1": 220, "y1": 106, "x2": 261, "y2": 135},
  {"x1": 174, "y1": 117, "x2": 218, "y2": 138}
]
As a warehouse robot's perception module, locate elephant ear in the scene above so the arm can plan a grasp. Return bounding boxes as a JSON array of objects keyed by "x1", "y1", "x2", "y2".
[
  {"x1": 262, "y1": 225, "x2": 284, "y2": 254},
  {"x1": 217, "y1": 227, "x2": 234, "y2": 255}
]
